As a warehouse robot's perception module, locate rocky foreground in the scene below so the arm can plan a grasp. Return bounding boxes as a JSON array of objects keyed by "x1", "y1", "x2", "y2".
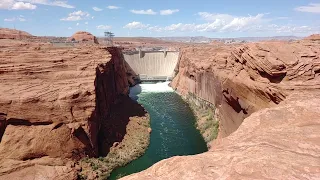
[
  {"x1": 0, "y1": 39, "x2": 150, "y2": 179},
  {"x1": 122, "y1": 37, "x2": 320, "y2": 179}
]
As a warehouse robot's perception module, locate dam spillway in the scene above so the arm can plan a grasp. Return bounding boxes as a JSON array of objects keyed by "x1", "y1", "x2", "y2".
[{"x1": 123, "y1": 50, "x2": 179, "y2": 81}]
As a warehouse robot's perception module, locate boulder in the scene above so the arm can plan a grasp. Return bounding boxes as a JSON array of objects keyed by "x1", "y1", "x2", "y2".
[{"x1": 70, "y1": 31, "x2": 98, "y2": 44}]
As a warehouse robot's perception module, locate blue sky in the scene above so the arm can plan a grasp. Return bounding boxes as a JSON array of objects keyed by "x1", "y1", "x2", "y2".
[{"x1": 0, "y1": 0, "x2": 320, "y2": 37}]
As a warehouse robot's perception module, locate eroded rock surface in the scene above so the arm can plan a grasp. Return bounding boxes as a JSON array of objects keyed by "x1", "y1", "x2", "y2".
[
  {"x1": 172, "y1": 40, "x2": 320, "y2": 138},
  {"x1": 0, "y1": 28, "x2": 32, "y2": 40},
  {"x1": 123, "y1": 39, "x2": 320, "y2": 179},
  {"x1": 69, "y1": 31, "x2": 99, "y2": 44},
  {"x1": 122, "y1": 93, "x2": 320, "y2": 180},
  {"x1": 0, "y1": 40, "x2": 129, "y2": 177}
]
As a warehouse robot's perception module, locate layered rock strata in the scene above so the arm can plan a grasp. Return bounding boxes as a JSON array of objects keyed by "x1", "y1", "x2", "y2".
[
  {"x1": 0, "y1": 28, "x2": 32, "y2": 40},
  {"x1": 172, "y1": 40, "x2": 320, "y2": 138},
  {"x1": 0, "y1": 40, "x2": 146, "y2": 179},
  {"x1": 122, "y1": 38, "x2": 320, "y2": 179}
]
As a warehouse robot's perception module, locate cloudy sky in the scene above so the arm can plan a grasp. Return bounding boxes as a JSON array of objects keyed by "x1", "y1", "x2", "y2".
[{"x1": 0, "y1": 0, "x2": 320, "y2": 37}]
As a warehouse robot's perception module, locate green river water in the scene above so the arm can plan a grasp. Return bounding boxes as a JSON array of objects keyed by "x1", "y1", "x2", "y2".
[{"x1": 109, "y1": 82, "x2": 207, "y2": 179}]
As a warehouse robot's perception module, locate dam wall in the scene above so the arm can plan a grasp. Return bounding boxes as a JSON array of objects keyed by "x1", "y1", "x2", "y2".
[{"x1": 123, "y1": 51, "x2": 179, "y2": 81}]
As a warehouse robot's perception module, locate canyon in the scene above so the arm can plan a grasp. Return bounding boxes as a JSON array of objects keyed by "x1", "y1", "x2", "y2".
[
  {"x1": 123, "y1": 37, "x2": 320, "y2": 179},
  {"x1": 0, "y1": 28, "x2": 319, "y2": 179}
]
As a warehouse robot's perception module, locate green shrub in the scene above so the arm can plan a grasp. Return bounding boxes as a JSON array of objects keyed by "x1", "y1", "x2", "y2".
[
  {"x1": 78, "y1": 173, "x2": 87, "y2": 180},
  {"x1": 91, "y1": 162, "x2": 101, "y2": 171},
  {"x1": 82, "y1": 157, "x2": 90, "y2": 163}
]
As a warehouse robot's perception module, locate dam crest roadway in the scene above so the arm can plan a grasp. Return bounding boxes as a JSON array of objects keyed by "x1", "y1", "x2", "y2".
[{"x1": 123, "y1": 50, "x2": 179, "y2": 81}]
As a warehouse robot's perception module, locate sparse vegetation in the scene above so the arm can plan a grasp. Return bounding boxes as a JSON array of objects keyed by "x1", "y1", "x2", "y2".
[
  {"x1": 78, "y1": 173, "x2": 88, "y2": 180},
  {"x1": 187, "y1": 93, "x2": 219, "y2": 143},
  {"x1": 78, "y1": 115, "x2": 150, "y2": 180}
]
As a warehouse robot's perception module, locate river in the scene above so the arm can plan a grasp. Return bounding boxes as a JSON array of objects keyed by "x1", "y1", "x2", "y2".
[{"x1": 109, "y1": 82, "x2": 207, "y2": 179}]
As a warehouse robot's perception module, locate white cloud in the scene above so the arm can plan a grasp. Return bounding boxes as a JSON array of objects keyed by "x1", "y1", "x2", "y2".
[
  {"x1": 130, "y1": 12, "x2": 318, "y2": 35},
  {"x1": 11, "y1": 2, "x2": 36, "y2": 9},
  {"x1": 189, "y1": 12, "x2": 265, "y2": 32},
  {"x1": 160, "y1": 9, "x2": 179, "y2": 15},
  {"x1": 221, "y1": 14, "x2": 264, "y2": 31},
  {"x1": 0, "y1": 0, "x2": 37, "y2": 10},
  {"x1": 147, "y1": 26, "x2": 162, "y2": 32},
  {"x1": 198, "y1": 12, "x2": 234, "y2": 22},
  {"x1": 295, "y1": 3, "x2": 320, "y2": 13},
  {"x1": 60, "y1": 10, "x2": 90, "y2": 21},
  {"x1": 4, "y1": 16, "x2": 26, "y2": 21},
  {"x1": 76, "y1": 22, "x2": 79, "y2": 26},
  {"x1": 130, "y1": 9, "x2": 156, "y2": 15},
  {"x1": 19, "y1": 0, "x2": 74, "y2": 8},
  {"x1": 140, "y1": 13, "x2": 265, "y2": 33},
  {"x1": 265, "y1": 24, "x2": 318, "y2": 34},
  {"x1": 69, "y1": 11, "x2": 90, "y2": 17},
  {"x1": 68, "y1": 27, "x2": 72, "y2": 30},
  {"x1": 124, "y1": 21, "x2": 149, "y2": 29},
  {"x1": 61, "y1": 16, "x2": 81, "y2": 21},
  {"x1": 0, "y1": 0, "x2": 14, "y2": 9},
  {"x1": 18, "y1": 17, "x2": 26, "y2": 21},
  {"x1": 96, "y1": 25, "x2": 112, "y2": 30},
  {"x1": 275, "y1": 17, "x2": 289, "y2": 20},
  {"x1": 164, "y1": 23, "x2": 202, "y2": 32},
  {"x1": 0, "y1": 0, "x2": 73, "y2": 9},
  {"x1": 85, "y1": 22, "x2": 88, "y2": 25},
  {"x1": 145, "y1": 22, "x2": 318, "y2": 35},
  {"x1": 107, "y1": 5, "x2": 120, "y2": 9},
  {"x1": 92, "y1": 7, "x2": 102, "y2": 11},
  {"x1": 4, "y1": 17, "x2": 15, "y2": 21}
]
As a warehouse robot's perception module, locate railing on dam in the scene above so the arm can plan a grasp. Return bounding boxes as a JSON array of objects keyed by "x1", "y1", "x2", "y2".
[
  {"x1": 123, "y1": 50, "x2": 179, "y2": 81},
  {"x1": 138, "y1": 74, "x2": 173, "y2": 81}
]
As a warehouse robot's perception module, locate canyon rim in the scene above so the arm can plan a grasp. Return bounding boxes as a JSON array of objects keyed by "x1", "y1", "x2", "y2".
[{"x1": 0, "y1": 1, "x2": 320, "y2": 178}]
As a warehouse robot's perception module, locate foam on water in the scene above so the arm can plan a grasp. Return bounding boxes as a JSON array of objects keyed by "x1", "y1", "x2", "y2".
[{"x1": 129, "y1": 81, "x2": 174, "y2": 98}]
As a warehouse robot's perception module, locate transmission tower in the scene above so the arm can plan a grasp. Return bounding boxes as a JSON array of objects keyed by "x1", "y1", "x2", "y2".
[{"x1": 104, "y1": 31, "x2": 114, "y2": 46}]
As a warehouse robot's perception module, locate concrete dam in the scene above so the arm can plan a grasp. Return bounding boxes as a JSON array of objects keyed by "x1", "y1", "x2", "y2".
[{"x1": 123, "y1": 50, "x2": 179, "y2": 81}]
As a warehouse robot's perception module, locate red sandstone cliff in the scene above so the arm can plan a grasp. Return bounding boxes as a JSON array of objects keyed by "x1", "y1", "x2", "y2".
[
  {"x1": 0, "y1": 28, "x2": 32, "y2": 40},
  {"x1": 172, "y1": 40, "x2": 320, "y2": 138},
  {"x1": 0, "y1": 40, "x2": 129, "y2": 178},
  {"x1": 122, "y1": 38, "x2": 320, "y2": 179},
  {"x1": 122, "y1": 93, "x2": 320, "y2": 180}
]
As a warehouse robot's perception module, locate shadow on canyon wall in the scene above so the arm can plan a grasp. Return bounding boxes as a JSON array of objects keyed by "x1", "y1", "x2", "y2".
[
  {"x1": 98, "y1": 95, "x2": 147, "y2": 157},
  {"x1": 0, "y1": 113, "x2": 6, "y2": 142}
]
